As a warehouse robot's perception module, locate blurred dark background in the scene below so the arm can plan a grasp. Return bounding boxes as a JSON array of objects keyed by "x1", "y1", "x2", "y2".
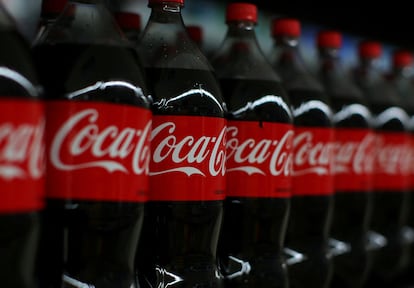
[
  {"x1": 3, "y1": 0, "x2": 413, "y2": 51},
  {"x1": 126, "y1": 0, "x2": 414, "y2": 51},
  {"x1": 256, "y1": 2, "x2": 414, "y2": 51},
  {"x1": 1, "y1": 0, "x2": 412, "y2": 74}
]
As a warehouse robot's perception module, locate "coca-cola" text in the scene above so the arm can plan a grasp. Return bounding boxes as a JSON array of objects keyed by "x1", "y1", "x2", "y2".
[
  {"x1": 0, "y1": 119, "x2": 45, "y2": 180},
  {"x1": 226, "y1": 125, "x2": 293, "y2": 176},
  {"x1": 50, "y1": 108, "x2": 151, "y2": 175},
  {"x1": 150, "y1": 121, "x2": 226, "y2": 177}
]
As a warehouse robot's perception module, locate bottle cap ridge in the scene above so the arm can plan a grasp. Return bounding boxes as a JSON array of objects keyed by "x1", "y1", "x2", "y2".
[
  {"x1": 393, "y1": 50, "x2": 414, "y2": 68},
  {"x1": 358, "y1": 41, "x2": 382, "y2": 58},
  {"x1": 317, "y1": 30, "x2": 342, "y2": 48},
  {"x1": 226, "y1": 3, "x2": 257, "y2": 24},
  {"x1": 272, "y1": 18, "x2": 301, "y2": 37}
]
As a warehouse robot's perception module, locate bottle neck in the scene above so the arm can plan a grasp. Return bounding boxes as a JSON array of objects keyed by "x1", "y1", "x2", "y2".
[
  {"x1": 269, "y1": 34, "x2": 325, "y2": 91},
  {"x1": 392, "y1": 64, "x2": 414, "y2": 80},
  {"x1": 227, "y1": 21, "x2": 256, "y2": 37},
  {"x1": 318, "y1": 46, "x2": 346, "y2": 78},
  {"x1": 359, "y1": 56, "x2": 378, "y2": 69},
  {"x1": 318, "y1": 46, "x2": 367, "y2": 102},
  {"x1": 141, "y1": 2, "x2": 186, "y2": 48},
  {"x1": 358, "y1": 56, "x2": 383, "y2": 76},
  {"x1": 139, "y1": 2, "x2": 211, "y2": 70},
  {"x1": 147, "y1": 2, "x2": 184, "y2": 26},
  {"x1": 211, "y1": 20, "x2": 281, "y2": 80},
  {"x1": 274, "y1": 35, "x2": 300, "y2": 49},
  {"x1": 223, "y1": 21, "x2": 261, "y2": 50},
  {"x1": 213, "y1": 21, "x2": 263, "y2": 61},
  {"x1": 271, "y1": 35, "x2": 306, "y2": 70},
  {"x1": 318, "y1": 47, "x2": 341, "y2": 67}
]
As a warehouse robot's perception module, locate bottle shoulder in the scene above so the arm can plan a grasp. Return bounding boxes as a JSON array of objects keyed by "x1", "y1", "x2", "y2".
[
  {"x1": 389, "y1": 74, "x2": 414, "y2": 114},
  {"x1": 138, "y1": 22, "x2": 213, "y2": 72},
  {"x1": 138, "y1": 17, "x2": 225, "y2": 117},
  {"x1": 0, "y1": 28, "x2": 41, "y2": 98},
  {"x1": 288, "y1": 89, "x2": 334, "y2": 128},
  {"x1": 211, "y1": 39, "x2": 282, "y2": 82},
  {"x1": 268, "y1": 47, "x2": 325, "y2": 94},
  {"x1": 218, "y1": 77, "x2": 292, "y2": 124},
  {"x1": 33, "y1": 42, "x2": 151, "y2": 108},
  {"x1": 144, "y1": 66, "x2": 226, "y2": 118},
  {"x1": 356, "y1": 71, "x2": 405, "y2": 110}
]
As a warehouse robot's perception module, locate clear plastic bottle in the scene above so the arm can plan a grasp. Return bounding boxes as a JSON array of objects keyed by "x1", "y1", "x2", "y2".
[
  {"x1": 268, "y1": 17, "x2": 335, "y2": 288},
  {"x1": 32, "y1": 1, "x2": 152, "y2": 287},
  {"x1": 352, "y1": 40, "x2": 411, "y2": 286},
  {"x1": 210, "y1": 4, "x2": 293, "y2": 288},
  {"x1": 0, "y1": 3, "x2": 45, "y2": 288},
  {"x1": 315, "y1": 30, "x2": 375, "y2": 288},
  {"x1": 136, "y1": 0, "x2": 227, "y2": 287},
  {"x1": 382, "y1": 48, "x2": 414, "y2": 286}
]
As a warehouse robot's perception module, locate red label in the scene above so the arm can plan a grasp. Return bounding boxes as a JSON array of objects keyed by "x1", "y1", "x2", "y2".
[
  {"x1": 334, "y1": 129, "x2": 375, "y2": 192},
  {"x1": 374, "y1": 132, "x2": 411, "y2": 191},
  {"x1": 47, "y1": 100, "x2": 151, "y2": 202},
  {"x1": 150, "y1": 115, "x2": 226, "y2": 201},
  {"x1": 0, "y1": 98, "x2": 45, "y2": 213},
  {"x1": 226, "y1": 121, "x2": 293, "y2": 198},
  {"x1": 292, "y1": 127, "x2": 335, "y2": 196}
]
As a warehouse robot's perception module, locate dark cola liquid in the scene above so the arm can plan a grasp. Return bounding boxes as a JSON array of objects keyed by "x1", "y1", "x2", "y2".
[
  {"x1": 285, "y1": 89, "x2": 334, "y2": 288},
  {"x1": 0, "y1": 27, "x2": 42, "y2": 288},
  {"x1": 136, "y1": 67, "x2": 225, "y2": 288},
  {"x1": 328, "y1": 96, "x2": 374, "y2": 288},
  {"x1": 367, "y1": 102, "x2": 411, "y2": 285},
  {"x1": 397, "y1": 109, "x2": 414, "y2": 287},
  {"x1": 217, "y1": 78, "x2": 291, "y2": 288},
  {"x1": 32, "y1": 43, "x2": 150, "y2": 288}
]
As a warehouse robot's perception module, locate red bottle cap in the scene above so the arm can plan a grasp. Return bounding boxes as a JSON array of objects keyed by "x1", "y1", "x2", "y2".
[
  {"x1": 186, "y1": 25, "x2": 203, "y2": 43},
  {"x1": 42, "y1": 0, "x2": 68, "y2": 14},
  {"x1": 317, "y1": 30, "x2": 342, "y2": 48},
  {"x1": 114, "y1": 11, "x2": 141, "y2": 31},
  {"x1": 392, "y1": 50, "x2": 414, "y2": 68},
  {"x1": 148, "y1": 0, "x2": 184, "y2": 6},
  {"x1": 272, "y1": 18, "x2": 301, "y2": 37},
  {"x1": 226, "y1": 3, "x2": 257, "y2": 24},
  {"x1": 358, "y1": 41, "x2": 382, "y2": 58}
]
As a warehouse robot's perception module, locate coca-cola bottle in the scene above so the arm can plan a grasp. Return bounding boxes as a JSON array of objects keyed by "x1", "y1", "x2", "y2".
[
  {"x1": 136, "y1": 0, "x2": 226, "y2": 287},
  {"x1": 113, "y1": 10, "x2": 142, "y2": 44},
  {"x1": 268, "y1": 17, "x2": 335, "y2": 288},
  {"x1": 32, "y1": 1, "x2": 152, "y2": 287},
  {"x1": 382, "y1": 49, "x2": 414, "y2": 286},
  {"x1": 210, "y1": 4, "x2": 293, "y2": 287},
  {"x1": 352, "y1": 40, "x2": 411, "y2": 286},
  {"x1": 0, "y1": 4, "x2": 45, "y2": 288},
  {"x1": 315, "y1": 30, "x2": 376, "y2": 288}
]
